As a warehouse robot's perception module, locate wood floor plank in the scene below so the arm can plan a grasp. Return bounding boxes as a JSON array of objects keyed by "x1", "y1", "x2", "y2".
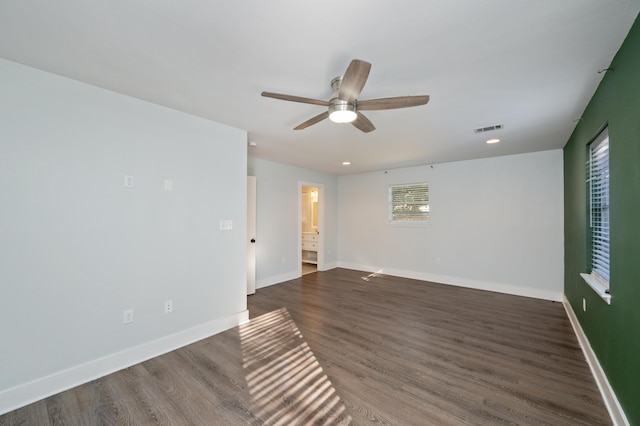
[
  {"x1": 0, "y1": 268, "x2": 611, "y2": 425},
  {"x1": 111, "y1": 364, "x2": 177, "y2": 425},
  {"x1": 0, "y1": 400, "x2": 49, "y2": 426}
]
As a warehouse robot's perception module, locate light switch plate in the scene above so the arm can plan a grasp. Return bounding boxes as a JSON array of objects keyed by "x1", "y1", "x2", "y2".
[
  {"x1": 124, "y1": 175, "x2": 134, "y2": 188},
  {"x1": 219, "y1": 220, "x2": 233, "y2": 231},
  {"x1": 164, "y1": 179, "x2": 173, "y2": 191}
]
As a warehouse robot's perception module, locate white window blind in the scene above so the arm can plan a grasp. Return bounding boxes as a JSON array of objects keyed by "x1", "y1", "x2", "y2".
[
  {"x1": 587, "y1": 128, "x2": 610, "y2": 287},
  {"x1": 389, "y1": 183, "x2": 429, "y2": 222}
]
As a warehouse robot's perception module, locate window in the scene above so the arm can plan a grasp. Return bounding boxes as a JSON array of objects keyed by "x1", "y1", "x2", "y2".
[
  {"x1": 389, "y1": 183, "x2": 429, "y2": 223},
  {"x1": 581, "y1": 127, "x2": 610, "y2": 303}
]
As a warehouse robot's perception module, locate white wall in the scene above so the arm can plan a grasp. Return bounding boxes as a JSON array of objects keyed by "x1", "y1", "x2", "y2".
[
  {"x1": 0, "y1": 59, "x2": 248, "y2": 412},
  {"x1": 337, "y1": 150, "x2": 564, "y2": 301},
  {"x1": 248, "y1": 157, "x2": 338, "y2": 288}
]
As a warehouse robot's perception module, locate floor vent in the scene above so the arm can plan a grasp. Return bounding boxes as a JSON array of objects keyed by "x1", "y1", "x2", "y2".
[{"x1": 474, "y1": 124, "x2": 503, "y2": 133}]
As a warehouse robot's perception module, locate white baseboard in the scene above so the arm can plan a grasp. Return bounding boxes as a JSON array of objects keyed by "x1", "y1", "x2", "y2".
[
  {"x1": 319, "y1": 261, "x2": 338, "y2": 271},
  {"x1": 0, "y1": 310, "x2": 249, "y2": 416},
  {"x1": 256, "y1": 263, "x2": 339, "y2": 290},
  {"x1": 562, "y1": 296, "x2": 628, "y2": 426},
  {"x1": 257, "y1": 270, "x2": 300, "y2": 289},
  {"x1": 337, "y1": 262, "x2": 562, "y2": 301}
]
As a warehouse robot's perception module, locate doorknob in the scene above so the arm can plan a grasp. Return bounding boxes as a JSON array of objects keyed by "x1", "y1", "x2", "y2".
[{"x1": 250, "y1": 239, "x2": 256, "y2": 243}]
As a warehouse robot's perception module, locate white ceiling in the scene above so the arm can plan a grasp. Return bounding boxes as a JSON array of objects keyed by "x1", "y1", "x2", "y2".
[{"x1": 1, "y1": 1, "x2": 638, "y2": 175}]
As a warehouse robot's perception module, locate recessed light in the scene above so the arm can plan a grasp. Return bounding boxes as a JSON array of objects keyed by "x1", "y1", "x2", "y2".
[
  {"x1": 342, "y1": 161, "x2": 351, "y2": 166},
  {"x1": 486, "y1": 138, "x2": 500, "y2": 144}
]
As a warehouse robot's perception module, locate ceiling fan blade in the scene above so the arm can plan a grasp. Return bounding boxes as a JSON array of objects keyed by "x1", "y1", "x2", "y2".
[
  {"x1": 358, "y1": 95, "x2": 430, "y2": 111},
  {"x1": 261, "y1": 91, "x2": 329, "y2": 107},
  {"x1": 294, "y1": 111, "x2": 330, "y2": 130},
  {"x1": 352, "y1": 112, "x2": 375, "y2": 133},
  {"x1": 339, "y1": 59, "x2": 372, "y2": 103}
]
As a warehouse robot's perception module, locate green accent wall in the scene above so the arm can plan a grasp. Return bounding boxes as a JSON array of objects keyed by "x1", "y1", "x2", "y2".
[{"x1": 564, "y1": 14, "x2": 640, "y2": 424}]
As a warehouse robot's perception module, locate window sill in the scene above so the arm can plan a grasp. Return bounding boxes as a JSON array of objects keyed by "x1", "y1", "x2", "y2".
[
  {"x1": 388, "y1": 221, "x2": 430, "y2": 228},
  {"x1": 580, "y1": 273, "x2": 611, "y2": 305}
]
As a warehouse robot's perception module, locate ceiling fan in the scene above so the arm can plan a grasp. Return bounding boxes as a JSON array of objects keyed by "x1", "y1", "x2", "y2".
[{"x1": 261, "y1": 59, "x2": 430, "y2": 133}]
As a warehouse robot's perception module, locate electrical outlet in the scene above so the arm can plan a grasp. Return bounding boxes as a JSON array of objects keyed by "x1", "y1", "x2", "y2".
[
  {"x1": 164, "y1": 300, "x2": 173, "y2": 314},
  {"x1": 123, "y1": 309, "x2": 134, "y2": 324}
]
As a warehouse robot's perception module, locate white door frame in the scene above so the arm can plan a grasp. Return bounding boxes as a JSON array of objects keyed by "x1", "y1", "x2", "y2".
[
  {"x1": 247, "y1": 176, "x2": 256, "y2": 295},
  {"x1": 298, "y1": 181, "x2": 324, "y2": 276}
]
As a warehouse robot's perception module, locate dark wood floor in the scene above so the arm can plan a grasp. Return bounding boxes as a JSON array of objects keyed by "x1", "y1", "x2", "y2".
[{"x1": 1, "y1": 268, "x2": 610, "y2": 425}]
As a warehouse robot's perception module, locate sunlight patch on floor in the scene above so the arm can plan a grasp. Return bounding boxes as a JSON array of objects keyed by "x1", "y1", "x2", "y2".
[
  {"x1": 239, "y1": 308, "x2": 352, "y2": 425},
  {"x1": 361, "y1": 270, "x2": 385, "y2": 281}
]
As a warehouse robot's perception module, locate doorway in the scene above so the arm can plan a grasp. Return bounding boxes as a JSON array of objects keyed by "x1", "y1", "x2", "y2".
[{"x1": 300, "y1": 182, "x2": 323, "y2": 276}]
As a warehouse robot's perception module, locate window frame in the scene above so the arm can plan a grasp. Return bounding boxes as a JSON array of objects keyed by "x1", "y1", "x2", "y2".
[
  {"x1": 388, "y1": 182, "x2": 430, "y2": 225},
  {"x1": 580, "y1": 125, "x2": 611, "y2": 304}
]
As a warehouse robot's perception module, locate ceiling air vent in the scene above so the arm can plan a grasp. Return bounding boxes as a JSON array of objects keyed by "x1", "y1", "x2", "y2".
[{"x1": 473, "y1": 124, "x2": 503, "y2": 133}]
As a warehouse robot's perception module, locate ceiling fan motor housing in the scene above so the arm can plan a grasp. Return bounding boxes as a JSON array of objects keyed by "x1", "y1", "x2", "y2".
[{"x1": 329, "y1": 76, "x2": 357, "y2": 123}]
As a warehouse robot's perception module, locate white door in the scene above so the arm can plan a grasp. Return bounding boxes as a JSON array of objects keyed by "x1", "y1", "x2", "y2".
[{"x1": 247, "y1": 176, "x2": 256, "y2": 295}]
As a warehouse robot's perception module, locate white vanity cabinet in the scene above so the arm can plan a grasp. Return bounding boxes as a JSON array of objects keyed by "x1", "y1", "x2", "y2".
[{"x1": 301, "y1": 232, "x2": 318, "y2": 264}]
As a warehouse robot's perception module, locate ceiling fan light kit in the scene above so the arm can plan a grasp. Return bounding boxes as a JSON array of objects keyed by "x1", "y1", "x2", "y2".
[
  {"x1": 329, "y1": 102, "x2": 357, "y2": 123},
  {"x1": 261, "y1": 59, "x2": 430, "y2": 133}
]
